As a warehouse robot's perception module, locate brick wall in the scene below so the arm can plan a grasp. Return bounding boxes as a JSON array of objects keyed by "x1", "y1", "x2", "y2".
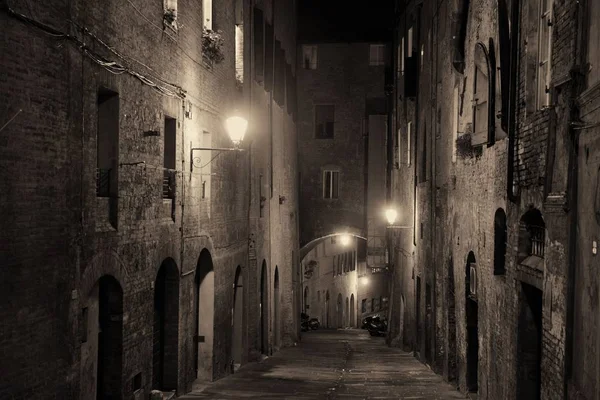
[
  {"x1": 297, "y1": 42, "x2": 385, "y2": 246},
  {"x1": 388, "y1": 0, "x2": 579, "y2": 398},
  {"x1": 0, "y1": 0, "x2": 299, "y2": 398}
]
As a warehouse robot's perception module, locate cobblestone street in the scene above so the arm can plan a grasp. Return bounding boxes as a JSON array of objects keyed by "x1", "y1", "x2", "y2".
[{"x1": 179, "y1": 329, "x2": 464, "y2": 399}]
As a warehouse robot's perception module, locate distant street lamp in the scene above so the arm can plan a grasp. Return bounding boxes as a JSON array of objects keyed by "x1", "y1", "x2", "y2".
[
  {"x1": 190, "y1": 113, "x2": 248, "y2": 172},
  {"x1": 339, "y1": 233, "x2": 351, "y2": 246},
  {"x1": 385, "y1": 208, "x2": 398, "y2": 225}
]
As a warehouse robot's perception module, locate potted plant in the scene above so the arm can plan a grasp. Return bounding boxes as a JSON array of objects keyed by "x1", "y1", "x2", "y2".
[
  {"x1": 202, "y1": 27, "x2": 225, "y2": 65},
  {"x1": 163, "y1": 8, "x2": 177, "y2": 29}
]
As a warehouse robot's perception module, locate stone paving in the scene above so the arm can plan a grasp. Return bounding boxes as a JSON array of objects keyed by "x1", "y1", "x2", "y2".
[{"x1": 178, "y1": 329, "x2": 465, "y2": 399}]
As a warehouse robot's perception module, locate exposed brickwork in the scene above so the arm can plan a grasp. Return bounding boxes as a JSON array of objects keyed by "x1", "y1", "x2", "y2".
[
  {"x1": 388, "y1": 0, "x2": 586, "y2": 399},
  {"x1": 0, "y1": 0, "x2": 299, "y2": 399}
]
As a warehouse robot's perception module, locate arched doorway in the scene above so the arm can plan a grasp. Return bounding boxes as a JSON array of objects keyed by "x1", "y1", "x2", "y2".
[
  {"x1": 350, "y1": 294, "x2": 355, "y2": 327},
  {"x1": 80, "y1": 275, "x2": 123, "y2": 399},
  {"x1": 274, "y1": 266, "x2": 280, "y2": 347},
  {"x1": 232, "y1": 266, "x2": 244, "y2": 370},
  {"x1": 260, "y1": 261, "x2": 268, "y2": 355},
  {"x1": 195, "y1": 249, "x2": 214, "y2": 381},
  {"x1": 337, "y1": 294, "x2": 343, "y2": 328},
  {"x1": 345, "y1": 297, "x2": 349, "y2": 327},
  {"x1": 517, "y1": 283, "x2": 542, "y2": 399},
  {"x1": 465, "y1": 251, "x2": 478, "y2": 394},
  {"x1": 325, "y1": 291, "x2": 330, "y2": 327},
  {"x1": 153, "y1": 258, "x2": 179, "y2": 391}
]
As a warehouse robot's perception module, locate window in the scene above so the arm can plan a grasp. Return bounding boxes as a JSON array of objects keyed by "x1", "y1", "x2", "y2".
[
  {"x1": 371, "y1": 298, "x2": 375, "y2": 312},
  {"x1": 235, "y1": 0, "x2": 244, "y2": 85},
  {"x1": 398, "y1": 37, "x2": 404, "y2": 77},
  {"x1": 163, "y1": 117, "x2": 176, "y2": 199},
  {"x1": 302, "y1": 45, "x2": 317, "y2": 69},
  {"x1": 253, "y1": 8, "x2": 264, "y2": 81},
  {"x1": 587, "y1": 1, "x2": 600, "y2": 86},
  {"x1": 537, "y1": 0, "x2": 552, "y2": 108},
  {"x1": 323, "y1": 170, "x2": 339, "y2": 199},
  {"x1": 518, "y1": 208, "x2": 546, "y2": 263},
  {"x1": 264, "y1": 23, "x2": 274, "y2": 92},
  {"x1": 369, "y1": 44, "x2": 385, "y2": 66},
  {"x1": 315, "y1": 105, "x2": 334, "y2": 139},
  {"x1": 97, "y1": 89, "x2": 119, "y2": 198},
  {"x1": 407, "y1": 121, "x2": 412, "y2": 165},
  {"x1": 469, "y1": 264, "x2": 477, "y2": 296},
  {"x1": 408, "y1": 27, "x2": 413, "y2": 57},
  {"x1": 494, "y1": 208, "x2": 507, "y2": 275},
  {"x1": 472, "y1": 43, "x2": 490, "y2": 146},
  {"x1": 202, "y1": 0, "x2": 212, "y2": 29},
  {"x1": 361, "y1": 299, "x2": 367, "y2": 313},
  {"x1": 163, "y1": 0, "x2": 177, "y2": 29}
]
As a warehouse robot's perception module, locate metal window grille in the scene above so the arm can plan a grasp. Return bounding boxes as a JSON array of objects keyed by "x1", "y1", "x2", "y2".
[
  {"x1": 96, "y1": 168, "x2": 111, "y2": 197},
  {"x1": 163, "y1": 169, "x2": 175, "y2": 199},
  {"x1": 529, "y1": 225, "x2": 545, "y2": 257}
]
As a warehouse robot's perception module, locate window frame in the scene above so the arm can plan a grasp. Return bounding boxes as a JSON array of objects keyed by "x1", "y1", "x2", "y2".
[
  {"x1": 369, "y1": 44, "x2": 386, "y2": 66},
  {"x1": 302, "y1": 45, "x2": 318, "y2": 70},
  {"x1": 322, "y1": 169, "x2": 340, "y2": 199},
  {"x1": 314, "y1": 104, "x2": 335, "y2": 139},
  {"x1": 536, "y1": 0, "x2": 553, "y2": 109}
]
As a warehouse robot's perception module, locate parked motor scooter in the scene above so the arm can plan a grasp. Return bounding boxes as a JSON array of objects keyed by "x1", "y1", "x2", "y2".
[{"x1": 367, "y1": 316, "x2": 387, "y2": 337}]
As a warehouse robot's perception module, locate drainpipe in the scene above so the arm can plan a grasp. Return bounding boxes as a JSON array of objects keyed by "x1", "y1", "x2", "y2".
[
  {"x1": 506, "y1": 0, "x2": 520, "y2": 203},
  {"x1": 564, "y1": 0, "x2": 584, "y2": 393}
]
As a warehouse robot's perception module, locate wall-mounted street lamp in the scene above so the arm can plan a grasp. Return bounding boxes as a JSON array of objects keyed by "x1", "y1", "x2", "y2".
[
  {"x1": 190, "y1": 114, "x2": 248, "y2": 173},
  {"x1": 339, "y1": 233, "x2": 351, "y2": 246},
  {"x1": 385, "y1": 207, "x2": 412, "y2": 230}
]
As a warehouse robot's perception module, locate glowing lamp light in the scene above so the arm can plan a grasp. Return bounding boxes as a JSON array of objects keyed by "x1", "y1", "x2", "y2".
[
  {"x1": 339, "y1": 234, "x2": 351, "y2": 246},
  {"x1": 224, "y1": 115, "x2": 248, "y2": 146},
  {"x1": 361, "y1": 276, "x2": 369, "y2": 285},
  {"x1": 385, "y1": 208, "x2": 398, "y2": 225}
]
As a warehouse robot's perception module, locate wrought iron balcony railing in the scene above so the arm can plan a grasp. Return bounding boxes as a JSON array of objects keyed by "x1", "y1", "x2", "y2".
[{"x1": 96, "y1": 168, "x2": 111, "y2": 197}]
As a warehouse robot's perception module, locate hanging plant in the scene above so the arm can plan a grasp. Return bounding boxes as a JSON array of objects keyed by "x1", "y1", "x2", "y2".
[
  {"x1": 163, "y1": 8, "x2": 177, "y2": 29},
  {"x1": 202, "y1": 27, "x2": 225, "y2": 64},
  {"x1": 456, "y1": 124, "x2": 482, "y2": 159}
]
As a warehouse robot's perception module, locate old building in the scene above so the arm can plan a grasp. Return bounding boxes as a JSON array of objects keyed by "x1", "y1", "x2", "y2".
[
  {"x1": 0, "y1": 0, "x2": 299, "y2": 399},
  {"x1": 296, "y1": 3, "x2": 394, "y2": 327},
  {"x1": 301, "y1": 236, "x2": 361, "y2": 328},
  {"x1": 387, "y1": 0, "x2": 600, "y2": 399}
]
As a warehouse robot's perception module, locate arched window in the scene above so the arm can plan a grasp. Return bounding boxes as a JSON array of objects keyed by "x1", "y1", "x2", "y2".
[
  {"x1": 472, "y1": 41, "x2": 496, "y2": 147},
  {"x1": 494, "y1": 208, "x2": 507, "y2": 275}
]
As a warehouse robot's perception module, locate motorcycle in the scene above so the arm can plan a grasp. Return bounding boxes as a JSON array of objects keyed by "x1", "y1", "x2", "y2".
[
  {"x1": 308, "y1": 318, "x2": 320, "y2": 330},
  {"x1": 367, "y1": 316, "x2": 387, "y2": 337}
]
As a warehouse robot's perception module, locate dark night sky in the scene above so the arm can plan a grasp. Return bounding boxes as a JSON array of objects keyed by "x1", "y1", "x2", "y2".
[{"x1": 297, "y1": 1, "x2": 396, "y2": 42}]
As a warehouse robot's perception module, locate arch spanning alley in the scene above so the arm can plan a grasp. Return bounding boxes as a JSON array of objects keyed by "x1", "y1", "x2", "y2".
[{"x1": 300, "y1": 231, "x2": 367, "y2": 262}]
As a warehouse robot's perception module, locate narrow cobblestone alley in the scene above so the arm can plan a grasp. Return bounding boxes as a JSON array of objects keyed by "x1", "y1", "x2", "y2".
[{"x1": 179, "y1": 330, "x2": 464, "y2": 399}]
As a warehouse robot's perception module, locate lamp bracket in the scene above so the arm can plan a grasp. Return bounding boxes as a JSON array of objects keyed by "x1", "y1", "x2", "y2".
[{"x1": 190, "y1": 146, "x2": 244, "y2": 173}]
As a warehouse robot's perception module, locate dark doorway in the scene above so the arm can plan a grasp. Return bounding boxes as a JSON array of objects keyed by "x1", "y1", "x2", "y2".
[
  {"x1": 425, "y1": 283, "x2": 433, "y2": 364},
  {"x1": 337, "y1": 293, "x2": 343, "y2": 328},
  {"x1": 350, "y1": 294, "x2": 355, "y2": 327},
  {"x1": 304, "y1": 286, "x2": 309, "y2": 313},
  {"x1": 195, "y1": 249, "x2": 215, "y2": 381},
  {"x1": 152, "y1": 259, "x2": 179, "y2": 391},
  {"x1": 97, "y1": 275, "x2": 123, "y2": 400},
  {"x1": 260, "y1": 261, "x2": 268, "y2": 354},
  {"x1": 447, "y1": 256, "x2": 457, "y2": 382},
  {"x1": 274, "y1": 267, "x2": 280, "y2": 347},
  {"x1": 416, "y1": 276, "x2": 422, "y2": 354},
  {"x1": 466, "y1": 251, "x2": 478, "y2": 393},
  {"x1": 232, "y1": 266, "x2": 244, "y2": 369},
  {"x1": 325, "y1": 290, "x2": 330, "y2": 327},
  {"x1": 517, "y1": 283, "x2": 542, "y2": 399}
]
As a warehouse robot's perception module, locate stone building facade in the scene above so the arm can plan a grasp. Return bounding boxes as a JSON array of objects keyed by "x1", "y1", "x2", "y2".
[
  {"x1": 387, "y1": 0, "x2": 600, "y2": 399},
  {"x1": 296, "y1": 38, "x2": 391, "y2": 325},
  {"x1": 0, "y1": 0, "x2": 299, "y2": 399}
]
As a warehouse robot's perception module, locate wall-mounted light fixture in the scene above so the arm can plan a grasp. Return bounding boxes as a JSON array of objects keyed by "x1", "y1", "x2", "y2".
[{"x1": 190, "y1": 114, "x2": 248, "y2": 173}]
